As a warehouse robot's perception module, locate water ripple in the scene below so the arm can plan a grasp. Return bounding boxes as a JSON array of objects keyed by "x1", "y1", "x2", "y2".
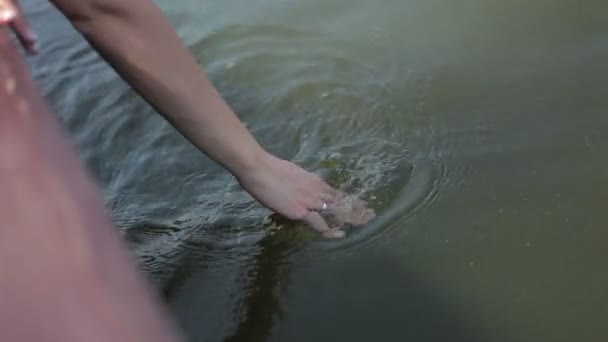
[
  {"x1": 182, "y1": 24, "x2": 468, "y2": 261},
  {"x1": 35, "y1": 19, "x2": 473, "y2": 279}
]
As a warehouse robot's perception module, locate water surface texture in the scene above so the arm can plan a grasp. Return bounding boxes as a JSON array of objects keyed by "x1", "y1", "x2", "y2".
[{"x1": 23, "y1": 0, "x2": 608, "y2": 341}]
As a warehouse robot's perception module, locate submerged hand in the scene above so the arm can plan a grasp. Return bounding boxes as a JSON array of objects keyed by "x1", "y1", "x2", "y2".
[
  {"x1": 237, "y1": 152, "x2": 374, "y2": 238},
  {"x1": 0, "y1": 0, "x2": 38, "y2": 54}
]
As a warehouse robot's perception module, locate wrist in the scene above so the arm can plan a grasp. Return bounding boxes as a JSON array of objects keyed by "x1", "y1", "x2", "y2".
[{"x1": 231, "y1": 145, "x2": 272, "y2": 182}]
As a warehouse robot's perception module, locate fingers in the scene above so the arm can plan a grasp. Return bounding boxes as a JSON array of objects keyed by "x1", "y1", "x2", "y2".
[
  {"x1": 322, "y1": 229, "x2": 345, "y2": 239},
  {"x1": 319, "y1": 191, "x2": 334, "y2": 203},
  {"x1": 9, "y1": 1, "x2": 38, "y2": 54},
  {"x1": 10, "y1": 21, "x2": 38, "y2": 55},
  {"x1": 0, "y1": 0, "x2": 38, "y2": 54},
  {"x1": 303, "y1": 210, "x2": 329, "y2": 231},
  {"x1": 299, "y1": 172, "x2": 371, "y2": 238},
  {"x1": 301, "y1": 181, "x2": 336, "y2": 211},
  {"x1": 305, "y1": 190, "x2": 340, "y2": 213},
  {"x1": 303, "y1": 211, "x2": 344, "y2": 239}
]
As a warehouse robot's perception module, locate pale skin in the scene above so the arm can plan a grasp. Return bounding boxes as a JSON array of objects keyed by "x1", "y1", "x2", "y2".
[
  {"x1": 1, "y1": 0, "x2": 375, "y2": 237},
  {"x1": 0, "y1": 1, "x2": 375, "y2": 340}
]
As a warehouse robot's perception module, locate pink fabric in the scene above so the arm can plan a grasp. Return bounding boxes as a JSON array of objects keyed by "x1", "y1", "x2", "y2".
[{"x1": 0, "y1": 31, "x2": 183, "y2": 342}]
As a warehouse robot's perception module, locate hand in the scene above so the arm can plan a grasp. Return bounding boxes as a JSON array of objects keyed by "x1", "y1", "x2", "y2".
[
  {"x1": 0, "y1": 0, "x2": 38, "y2": 54},
  {"x1": 237, "y1": 152, "x2": 375, "y2": 238}
]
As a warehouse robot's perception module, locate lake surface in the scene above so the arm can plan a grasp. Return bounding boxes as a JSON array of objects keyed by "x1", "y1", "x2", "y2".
[{"x1": 23, "y1": 0, "x2": 608, "y2": 341}]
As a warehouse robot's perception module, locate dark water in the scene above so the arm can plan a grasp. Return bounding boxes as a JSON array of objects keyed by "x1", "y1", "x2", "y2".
[{"x1": 23, "y1": 0, "x2": 608, "y2": 341}]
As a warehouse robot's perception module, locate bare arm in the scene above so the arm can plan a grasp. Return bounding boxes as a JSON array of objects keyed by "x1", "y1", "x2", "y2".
[
  {"x1": 46, "y1": 0, "x2": 372, "y2": 235},
  {"x1": 50, "y1": 0, "x2": 265, "y2": 176}
]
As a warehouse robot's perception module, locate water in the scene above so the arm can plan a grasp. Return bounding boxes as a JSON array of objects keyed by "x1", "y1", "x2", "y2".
[{"x1": 22, "y1": 0, "x2": 608, "y2": 341}]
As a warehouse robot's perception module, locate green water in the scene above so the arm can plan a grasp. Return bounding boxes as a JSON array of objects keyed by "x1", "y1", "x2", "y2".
[{"x1": 24, "y1": 0, "x2": 608, "y2": 341}]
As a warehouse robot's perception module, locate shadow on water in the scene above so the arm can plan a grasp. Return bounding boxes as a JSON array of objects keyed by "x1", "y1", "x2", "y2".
[
  {"x1": 221, "y1": 233, "x2": 292, "y2": 342},
  {"x1": 123, "y1": 215, "x2": 489, "y2": 342},
  {"x1": 124, "y1": 219, "x2": 303, "y2": 342}
]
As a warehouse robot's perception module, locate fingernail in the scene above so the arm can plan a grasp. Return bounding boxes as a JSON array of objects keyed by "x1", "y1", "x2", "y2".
[
  {"x1": 25, "y1": 29, "x2": 39, "y2": 54},
  {"x1": 25, "y1": 27, "x2": 38, "y2": 42}
]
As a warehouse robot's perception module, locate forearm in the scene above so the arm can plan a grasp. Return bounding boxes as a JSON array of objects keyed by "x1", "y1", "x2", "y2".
[{"x1": 51, "y1": 0, "x2": 266, "y2": 176}]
